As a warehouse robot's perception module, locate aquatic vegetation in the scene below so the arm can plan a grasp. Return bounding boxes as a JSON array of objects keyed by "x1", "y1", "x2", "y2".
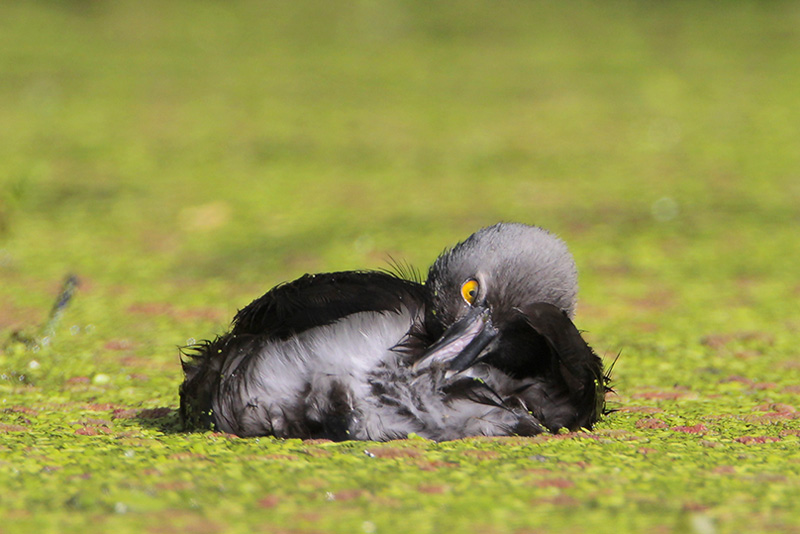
[{"x1": 1, "y1": 1, "x2": 799, "y2": 533}]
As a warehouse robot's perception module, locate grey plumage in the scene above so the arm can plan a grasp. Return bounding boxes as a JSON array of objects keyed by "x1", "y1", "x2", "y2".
[
  {"x1": 180, "y1": 223, "x2": 607, "y2": 441},
  {"x1": 428, "y1": 223, "x2": 578, "y2": 321}
]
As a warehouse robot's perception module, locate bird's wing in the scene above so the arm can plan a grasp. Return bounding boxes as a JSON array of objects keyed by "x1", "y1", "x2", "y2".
[
  {"x1": 230, "y1": 271, "x2": 427, "y2": 340},
  {"x1": 513, "y1": 302, "x2": 606, "y2": 431}
]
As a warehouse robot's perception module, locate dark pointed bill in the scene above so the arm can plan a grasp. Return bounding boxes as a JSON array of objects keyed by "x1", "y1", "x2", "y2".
[{"x1": 413, "y1": 306, "x2": 498, "y2": 372}]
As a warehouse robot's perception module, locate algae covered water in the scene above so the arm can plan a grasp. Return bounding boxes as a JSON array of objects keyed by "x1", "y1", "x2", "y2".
[{"x1": 1, "y1": 1, "x2": 799, "y2": 532}]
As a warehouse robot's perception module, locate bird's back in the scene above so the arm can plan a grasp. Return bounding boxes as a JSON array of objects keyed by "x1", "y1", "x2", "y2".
[{"x1": 179, "y1": 271, "x2": 427, "y2": 436}]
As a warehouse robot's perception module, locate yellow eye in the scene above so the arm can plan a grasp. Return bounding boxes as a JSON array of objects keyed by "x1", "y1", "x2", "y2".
[{"x1": 460, "y1": 279, "x2": 479, "y2": 305}]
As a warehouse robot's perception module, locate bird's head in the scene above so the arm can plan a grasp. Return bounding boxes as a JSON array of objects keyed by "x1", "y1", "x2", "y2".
[
  {"x1": 427, "y1": 222, "x2": 577, "y2": 328},
  {"x1": 416, "y1": 223, "x2": 579, "y2": 372}
]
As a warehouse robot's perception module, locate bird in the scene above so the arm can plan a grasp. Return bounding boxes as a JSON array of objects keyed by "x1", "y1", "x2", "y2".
[{"x1": 179, "y1": 222, "x2": 608, "y2": 441}]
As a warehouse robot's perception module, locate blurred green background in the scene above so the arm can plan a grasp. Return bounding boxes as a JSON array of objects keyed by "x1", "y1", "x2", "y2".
[{"x1": 1, "y1": 1, "x2": 799, "y2": 533}]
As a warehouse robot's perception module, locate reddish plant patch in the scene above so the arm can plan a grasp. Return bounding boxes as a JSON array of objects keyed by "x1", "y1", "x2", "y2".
[
  {"x1": 65, "y1": 376, "x2": 90, "y2": 385},
  {"x1": 416, "y1": 460, "x2": 459, "y2": 471},
  {"x1": 752, "y1": 382, "x2": 778, "y2": 390},
  {"x1": 535, "y1": 478, "x2": 575, "y2": 489},
  {"x1": 364, "y1": 447, "x2": 423, "y2": 459},
  {"x1": 617, "y1": 406, "x2": 663, "y2": 414},
  {"x1": 84, "y1": 403, "x2": 120, "y2": 411},
  {"x1": 594, "y1": 428, "x2": 637, "y2": 439},
  {"x1": 0, "y1": 423, "x2": 27, "y2": 432},
  {"x1": 525, "y1": 468, "x2": 553, "y2": 476},
  {"x1": 632, "y1": 389, "x2": 689, "y2": 400},
  {"x1": 670, "y1": 424, "x2": 708, "y2": 434},
  {"x1": 636, "y1": 418, "x2": 668, "y2": 429},
  {"x1": 701, "y1": 331, "x2": 775, "y2": 350},
  {"x1": 734, "y1": 436, "x2": 780, "y2": 445},
  {"x1": 75, "y1": 426, "x2": 110, "y2": 436},
  {"x1": 719, "y1": 375, "x2": 754, "y2": 386},
  {"x1": 682, "y1": 501, "x2": 709, "y2": 512},
  {"x1": 744, "y1": 413, "x2": 799, "y2": 424},
  {"x1": 3, "y1": 406, "x2": 38, "y2": 415},
  {"x1": 255, "y1": 454, "x2": 302, "y2": 461},
  {"x1": 418, "y1": 484, "x2": 446, "y2": 494},
  {"x1": 104, "y1": 339, "x2": 136, "y2": 351},
  {"x1": 302, "y1": 447, "x2": 332, "y2": 458},
  {"x1": 332, "y1": 489, "x2": 368, "y2": 501},
  {"x1": 258, "y1": 495, "x2": 281, "y2": 508},
  {"x1": 82, "y1": 418, "x2": 112, "y2": 426},
  {"x1": 138, "y1": 407, "x2": 173, "y2": 419},
  {"x1": 712, "y1": 465, "x2": 736, "y2": 475},
  {"x1": 460, "y1": 449, "x2": 500, "y2": 460},
  {"x1": 754, "y1": 403, "x2": 796, "y2": 413},
  {"x1": 536, "y1": 495, "x2": 579, "y2": 507},
  {"x1": 780, "y1": 360, "x2": 800, "y2": 371},
  {"x1": 168, "y1": 452, "x2": 209, "y2": 460}
]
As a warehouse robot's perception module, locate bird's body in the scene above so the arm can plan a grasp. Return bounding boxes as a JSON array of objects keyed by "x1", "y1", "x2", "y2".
[{"x1": 180, "y1": 223, "x2": 607, "y2": 441}]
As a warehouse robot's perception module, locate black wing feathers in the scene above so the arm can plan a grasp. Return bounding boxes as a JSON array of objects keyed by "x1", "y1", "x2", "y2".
[
  {"x1": 517, "y1": 302, "x2": 605, "y2": 431},
  {"x1": 231, "y1": 271, "x2": 427, "y2": 340},
  {"x1": 180, "y1": 270, "x2": 426, "y2": 432}
]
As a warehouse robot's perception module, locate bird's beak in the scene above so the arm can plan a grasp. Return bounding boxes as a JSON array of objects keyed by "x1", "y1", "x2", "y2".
[{"x1": 413, "y1": 305, "x2": 498, "y2": 373}]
